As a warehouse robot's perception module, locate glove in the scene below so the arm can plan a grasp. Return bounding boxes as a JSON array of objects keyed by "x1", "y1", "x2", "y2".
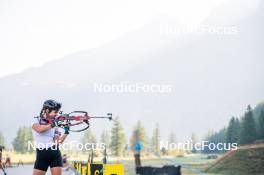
[
  {"x1": 64, "y1": 125, "x2": 70, "y2": 134},
  {"x1": 50, "y1": 119, "x2": 63, "y2": 128}
]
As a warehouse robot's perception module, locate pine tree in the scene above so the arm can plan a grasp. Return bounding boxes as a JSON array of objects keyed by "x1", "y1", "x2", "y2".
[
  {"x1": 100, "y1": 130, "x2": 110, "y2": 147},
  {"x1": 258, "y1": 110, "x2": 264, "y2": 140},
  {"x1": 168, "y1": 131, "x2": 177, "y2": 144},
  {"x1": 151, "y1": 123, "x2": 161, "y2": 154},
  {"x1": 130, "y1": 121, "x2": 148, "y2": 152},
  {"x1": 191, "y1": 133, "x2": 198, "y2": 153},
  {"x1": 239, "y1": 105, "x2": 257, "y2": 144},
  {"x1": 12, "y1": 126, "x2": 33, "y2": 153},
  {"x1": 82, "y1": 129, "x2": 97, "y2": 143},
  {"x1": 235, "y1": 118, "x2": 240, "y2": 142},
  {"x1": 13, "y1": 127, "x2": 23, "y2": 152},
  {"x1": 202, "y1": 128, "x2": 227, "y2": 154},
  {"x1": 81, "y1": 129, "x2": 97, "y2": 153},
  {"x1": 24, "y1": 127, "x2": 34, "y2": 153},
  {"x1": 110, "y1": 117, "x2": 126, "y2": 157},
  {"x1": 226, "y1": 117, "x2": 240, "y2": 144},
  {"x1": 0, "y1": 131, "x2": 5, "y2": 146}
]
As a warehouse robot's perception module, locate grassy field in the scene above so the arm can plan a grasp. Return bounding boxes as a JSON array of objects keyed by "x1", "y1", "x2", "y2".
[
  {"x1": 1, "y1": 151, "x2": 224, "y2": 175},
  {"x1": 1, "y1": 151, "x2": 35, "y2": 164},
  {"x1": 206, "y1": 147, "x2": 264, "y2": 175},
  {"x1": 3, "y1": 145, "x2": 264, "y2": 175},
  {"x1": 118, "y1": 154, "x2": 221, "y2": 175}
]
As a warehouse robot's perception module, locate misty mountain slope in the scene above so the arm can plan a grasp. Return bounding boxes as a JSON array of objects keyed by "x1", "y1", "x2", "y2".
[
  {"x1": 108, "y1": 2, "x2": 264, "y2": 136},
  {"x1": 0, "y1": 3, "x2": 264, "y2": 146}
]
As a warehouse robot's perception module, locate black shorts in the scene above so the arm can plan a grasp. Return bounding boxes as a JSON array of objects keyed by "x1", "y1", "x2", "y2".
[{"x1": 34, "y1": 146, "x2": 62, "y2": 171}]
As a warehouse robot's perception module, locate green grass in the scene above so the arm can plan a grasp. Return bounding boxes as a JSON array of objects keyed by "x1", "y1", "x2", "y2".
[
  {"x1": 119, "y1": 154, "x2": 221, "y2": 175},
  {"x1": 206, "y1": 148, "x2": 264, "y2": 175}
]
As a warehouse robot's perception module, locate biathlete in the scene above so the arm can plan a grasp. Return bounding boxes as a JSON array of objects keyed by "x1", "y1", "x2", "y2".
[{"x1": 32, "y1": 100, "x2": 69, "y2": 175}]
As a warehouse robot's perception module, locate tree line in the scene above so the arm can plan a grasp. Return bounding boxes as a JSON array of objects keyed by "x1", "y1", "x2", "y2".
[
  {"x1": 5, "y1": 117, "x2": 164, "y2": 156},
  {"x1": 12, "y1": 126, "x2": 34, "y2": 153},
  {"x1": 203, "y1": 104, "x2": 264, "y2": 153},
  {"x1": 80, "y1": 118, "x2": 164, "y2": 157},
  {"x1": 6, "y1": 103, "x2": 264, "y2": 155}
]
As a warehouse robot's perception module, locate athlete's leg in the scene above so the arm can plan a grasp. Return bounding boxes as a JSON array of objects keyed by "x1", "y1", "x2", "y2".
[
  {"x1": 32, "y1": 168, "x2": 46, "y2": 175},
  {"x1": 33, "y1": 150, "x2": 49, "y2": 174},
  {"x1": 50, "y1": 167, "x2": 62, "y2": 175},
  {"x1": 49, "y1": 147, "x2": 62, "y2": 175}
]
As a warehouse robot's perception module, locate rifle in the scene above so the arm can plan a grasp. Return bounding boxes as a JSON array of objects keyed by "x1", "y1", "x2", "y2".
[{"x1": 42, "y1": 111, "x2": 112, "y2": 132}]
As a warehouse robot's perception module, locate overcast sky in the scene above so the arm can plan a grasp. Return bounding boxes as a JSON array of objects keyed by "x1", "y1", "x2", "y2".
[{"x1": 0, "y1": 0, "x2": 260, "y2": 78}]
